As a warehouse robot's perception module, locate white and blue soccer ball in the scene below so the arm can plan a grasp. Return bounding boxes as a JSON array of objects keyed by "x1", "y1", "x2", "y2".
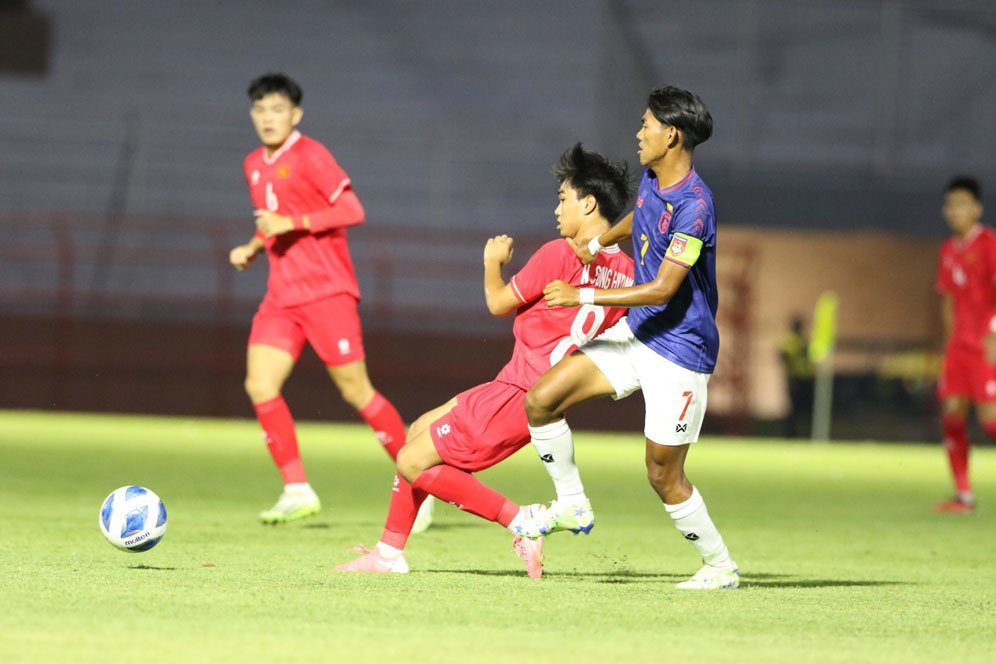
[{"x1": 98, "y1": 486, "x2": 168, "y2": 552}]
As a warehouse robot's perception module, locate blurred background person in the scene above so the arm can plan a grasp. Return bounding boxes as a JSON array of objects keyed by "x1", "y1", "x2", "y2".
[
  {"x1": 780, "y1": 315, "x2": 814, "y2": 439},
  {"x1": 934, "y1": 176, "x2": 993, "y2": 514}
]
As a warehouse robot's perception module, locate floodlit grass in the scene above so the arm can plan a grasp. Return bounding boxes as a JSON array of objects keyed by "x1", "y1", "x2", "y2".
[{"x1": 1, "y1": 410, "x2": 993, "y2": 663}]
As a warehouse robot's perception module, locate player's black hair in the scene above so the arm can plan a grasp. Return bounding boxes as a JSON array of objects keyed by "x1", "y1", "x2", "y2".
[
  {"x1": 247, "y1": 73, "x2": 303, "y2": 106},
  {"x1": 647, "y1": 85, "x2": 712, "y2": 151},
  {"x1": 945, "y1": 176, "x2": 982, "y2": 203},
  {"x1": 552, "y1": 143, "x2": 633, "y2": 223}
]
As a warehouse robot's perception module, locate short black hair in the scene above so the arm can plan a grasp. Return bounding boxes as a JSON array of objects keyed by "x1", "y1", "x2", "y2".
[
  {"x1": 552, "y1": 143, "x2": 633, "y2": 223},
  {"x1": 247, "y1": 73, "x2": 303, "y2": 106},
  {"x1": 946, "y1": 176, "x2": 982, "y2": 203},
  {"x1": 647, "y1": 85, "x2": 713, "y2": 151}
]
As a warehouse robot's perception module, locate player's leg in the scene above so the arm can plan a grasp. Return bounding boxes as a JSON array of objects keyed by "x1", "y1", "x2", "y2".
[
  {"x1": 298, "y1": 293, "x2": 408, "y2": 460},
  {"x1": 935, "y1": 346, "x2": 975, "y2": 512},
  {"x1": 638, "y1": 350, "x2": 737, "y2": 589},
  {"x1": 522, "y1": 322, "x2": 639, "y2": 534},
  {"x1": 246, "y1": 343, "x2": 321, "y2": 523},
  {"x1": 245, "y1": 295, "x2": 321, "y2": 523}
]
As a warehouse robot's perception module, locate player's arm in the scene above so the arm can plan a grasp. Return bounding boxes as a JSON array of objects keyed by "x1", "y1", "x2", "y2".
[
  {"x1": 545, "y1": 232, "x2": 700, "y2": 308},
  {"x1": 229, "y1": 234, "x2": 265, "y2": 271},
  {"x1": 253, "y1": 188, "x2": 364, "y2": 237},
  {"x1": 572, "y1": 211, "x2": 634, "y2": 264},
  {"x1": 483, "y1": 235, "x2": 520, "y2": 316},
  {"x1": 940, "y1": 295, "x2": 953, "y2": 345}
]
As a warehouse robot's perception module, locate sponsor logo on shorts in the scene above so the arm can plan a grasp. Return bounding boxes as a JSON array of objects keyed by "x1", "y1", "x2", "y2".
[
  {"x1": 338, "y1": 338, "x2": 351, "y2": 355},
  {"x1": 675, "y1": 423, "x2": 688, "y2": 433},
  {"x1": 436, "y1": 423, "x2": 451, "y2": 437}
]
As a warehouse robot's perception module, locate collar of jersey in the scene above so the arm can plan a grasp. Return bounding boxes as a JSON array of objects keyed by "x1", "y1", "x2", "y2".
[
  {"x1": 648, "y1": 167, "x2": 695, "y2": 198},
  {"x1": 955, "y1": 223, "x2": 983, "y2": 248},
  {"x1": 263, "y1": 130, "x2": 302, "y2": 164}
]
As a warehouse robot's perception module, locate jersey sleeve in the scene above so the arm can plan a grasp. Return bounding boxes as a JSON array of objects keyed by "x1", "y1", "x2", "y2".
[
  {"x1": 935, "y1": 245, "x2": 953, "y2": 295},
  {"x1": 510, "y1": 241, "x2": 571, "y2": 305},
  {"x1": 301, "y1": 142, "x2": 351, "y2": 203},
  {"x1": 664, "y1": 200, "x2": 711, "y2": 268}
]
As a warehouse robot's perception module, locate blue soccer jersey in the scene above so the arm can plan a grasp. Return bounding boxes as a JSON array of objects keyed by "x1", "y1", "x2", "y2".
[{"x1": 626, "y1": 168, "x2": 719, "y2": 373}]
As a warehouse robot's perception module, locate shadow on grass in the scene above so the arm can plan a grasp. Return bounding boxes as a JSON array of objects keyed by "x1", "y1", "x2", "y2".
[
  {"x1": 425, "y1": 569, "x2": 908, "y2": 588},
  {"x1": 128, "y1": 564, "x2": 178, "y2": 571}
]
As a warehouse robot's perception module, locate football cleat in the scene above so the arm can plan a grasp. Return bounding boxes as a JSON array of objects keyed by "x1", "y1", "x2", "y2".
[
  {"x1": 676, "y1": 562, "x2": 740, "y2": 590},
  {"x1": 512, "y1": 535, "x2": 544, "y2": 579},
  {"x1": 333, "y1": 544, "x2": 410, "y2": 574},
  {"x1": 933, "y1": 496, "x2": 976, "y2": 514},
  {"x1": 258, "y1": 489, "x2": 321, "y2": 524},
  {"x1": 515, "y1": 498, "x2": 595, "y2": 538},
  {"x1": 410, "y1": 495, "x2": 435, "y2": 534}
]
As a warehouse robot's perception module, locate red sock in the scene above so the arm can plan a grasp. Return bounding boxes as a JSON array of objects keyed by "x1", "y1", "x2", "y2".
[
  {"x1": 359, "y1": 391, "x2": 406, "y2": 460},
  {"x1": 412, "y1": 465, "x2": 519, "y2": 526},
  {"x1": 941, "y1": 414, "x2": 971, "y2": 494},
  {"x1": 379, "y1": 474, "x2": 429, "y2": 550},
  {"x1": 254, "y1": 396, "x2": 307, "y2": 485}
]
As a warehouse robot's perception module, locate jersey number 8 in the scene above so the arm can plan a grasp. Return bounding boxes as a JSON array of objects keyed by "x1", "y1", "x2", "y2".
[{"x1": 550, "y1": 304, "x2": 606, "y2": 366}]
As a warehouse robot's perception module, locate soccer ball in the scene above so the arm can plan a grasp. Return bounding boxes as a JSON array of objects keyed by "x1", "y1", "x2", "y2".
[{"x1": 98, "y1": 486, "x2": 168, "y2": 552}]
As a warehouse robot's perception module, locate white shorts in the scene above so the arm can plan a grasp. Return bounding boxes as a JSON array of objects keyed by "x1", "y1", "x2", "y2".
[{"x1": 580, "y1": 317, "x2": 710, "y2": 445}]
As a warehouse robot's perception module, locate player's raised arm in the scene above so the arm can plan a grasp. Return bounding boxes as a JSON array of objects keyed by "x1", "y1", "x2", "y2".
[{"x1": 483, "y1": 235, "x2": 521, "y2": 316}]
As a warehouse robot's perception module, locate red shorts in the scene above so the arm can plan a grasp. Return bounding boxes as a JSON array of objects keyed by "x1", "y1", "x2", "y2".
[
  {"x1": 248, "y1": 292, "x2": 365, "y2": 366},
  {"x1": 429, "y1": 380, "x2": 531, "y2": 473},
  {"x1": 938, "y1": 343, "x2": 996, "y2": 402}
]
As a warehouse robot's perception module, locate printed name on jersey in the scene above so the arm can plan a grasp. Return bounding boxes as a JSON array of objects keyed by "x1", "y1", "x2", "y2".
[{"x1": 592, "y1": 264, "x2": 635, "y2": 289}]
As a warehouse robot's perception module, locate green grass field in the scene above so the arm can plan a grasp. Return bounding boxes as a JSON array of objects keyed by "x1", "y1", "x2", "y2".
[{"x1": 1, "y1": 410, "x2": 993, "y2": 663}]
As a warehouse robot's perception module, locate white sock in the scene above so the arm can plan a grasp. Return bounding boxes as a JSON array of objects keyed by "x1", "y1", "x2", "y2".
[
  {"x1": 529, "y1": 420, "x2": 586, "y2": 501},
  {"x1": 506, "y1": 504, "x2": 542, "y2": 534},
  {"x1": 375, "y1": 541, "x2": 403, "y2": 558},
  {"x1": 284, "y1": 482, "x2": 315, "y2": 496},
  {"x1": 664, "y1": 486, "x2": 733, "y2": 568}
]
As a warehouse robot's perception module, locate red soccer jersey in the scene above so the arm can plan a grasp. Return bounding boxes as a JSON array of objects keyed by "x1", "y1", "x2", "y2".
[
  {"x1": 244, "y1": 131, "x2": 363, "y2": 307},
  {"x1": 495, "y1": 239, "x2": 635, "y2": 390},
  {"x1": 935, "y1": 224, "x2": 996, "y2": 351}
]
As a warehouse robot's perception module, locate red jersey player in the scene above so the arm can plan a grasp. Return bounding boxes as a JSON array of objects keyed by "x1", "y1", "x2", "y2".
[
  {"x1": 229, "y1": 73, "x2": 423, "y2": 526},
  {"x1": 934, "y1": 176, "x2": 994, "y2": 513},
  {"x1": 335, "y1": 144, "x2": 635, "y2": 577}
]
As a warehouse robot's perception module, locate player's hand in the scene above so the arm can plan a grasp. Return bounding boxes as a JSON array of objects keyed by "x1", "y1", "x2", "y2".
[
  {"x1": 229, "y1": 244, "x2": 258, "y2": 271},
  {"x1": 568, "y1": 237, "x2": 597, "y2": 265},
  {"x1": 543, "y1": 280, "x2": 580, "y2": 307},
  {"x1": 254, "y1": 210, "x2": 294, "y2": 237},
  {"x1": 484, "y1": 235, "x2": 514, "y2": 266}
]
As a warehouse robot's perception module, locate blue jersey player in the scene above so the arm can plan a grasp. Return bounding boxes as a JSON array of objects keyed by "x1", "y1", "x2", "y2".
[{"x1": 521, "y1": 85, "x2": 739, "y2": 590}]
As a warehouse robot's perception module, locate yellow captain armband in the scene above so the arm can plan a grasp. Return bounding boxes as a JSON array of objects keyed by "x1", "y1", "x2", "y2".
[{"x1": 665, "y1": 233, "x2": 703, "y2": 267}]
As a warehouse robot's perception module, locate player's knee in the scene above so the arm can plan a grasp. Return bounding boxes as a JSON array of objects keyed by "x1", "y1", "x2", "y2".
[
  {"x1": 524, "y1": 387, "x2": 558, "y2": 425},
  {"x1": 396, "y1": 446, "x2": 422, "y2": 484},
  {"x1": 646, "y1": 460, "x2": 682, "y2": 495},
  {"x1": 244, "y1": 374, "x2": 279, "y2": 402}
]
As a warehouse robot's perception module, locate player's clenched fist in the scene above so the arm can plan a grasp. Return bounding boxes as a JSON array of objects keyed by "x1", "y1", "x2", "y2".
[
  {"x1": 484, "y1": 234, "x2": 514, "y2": 266},
  {"x1": 229, "y1": 244, "x2": 259, "y2": 271},
  {"x1": 543, "y1": 279, "x2": 580, "y2": 307}
]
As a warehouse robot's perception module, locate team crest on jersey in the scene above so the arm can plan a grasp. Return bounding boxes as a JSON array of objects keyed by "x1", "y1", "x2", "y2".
[
  {"x1": 658, "y1": 202, "x2": 674, "y2": 234},
  {"x1": 277, "y1": 165, "x2": 291, "y2": 179},
  {"x1": 670, "y1": 235, "x2": 687, "y2": 256},
  {"x1": 251, "y1": 170, "x2": 260, "y2": 185},
  {"x1": 637, "y1": 196, "x2": 644, "y2": 208},
  {"x1": 965, "y1": 252, "x2": 975, "y2": 265}
]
